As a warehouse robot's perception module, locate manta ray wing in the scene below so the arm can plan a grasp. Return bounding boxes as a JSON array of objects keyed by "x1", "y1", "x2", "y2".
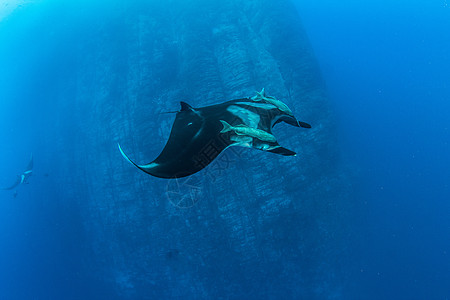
[
  {"x1": 25, "y1": 154, "x2": 33, "y2": 172},
  {"x1": 119, "y1": 103, "x2": 231, "y2": 179},
  {"x1": 1, "y1": 175, "x2": 22, "y2": 190}
]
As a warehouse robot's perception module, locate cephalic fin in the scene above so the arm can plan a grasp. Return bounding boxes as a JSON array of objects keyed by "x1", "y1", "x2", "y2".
[
  {"x1": 273, "y1": 115, "x2": 300, "y2": 127},
  {"x1": 267, "y1": 146, "x2": 297, "y2": 156},
  {"x1": 298, "y1": 121, "x2": 311, "y2": 128}
]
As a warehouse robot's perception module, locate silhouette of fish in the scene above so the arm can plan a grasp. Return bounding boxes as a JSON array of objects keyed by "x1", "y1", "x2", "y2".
[{"x1": 1, "y1": 154, "x2": 33, "y2": 190}]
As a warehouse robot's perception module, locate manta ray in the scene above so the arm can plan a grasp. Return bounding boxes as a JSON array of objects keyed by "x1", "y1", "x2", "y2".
[
  {"x1": 1, "y1": 154, "x2": 33, "y2": 190},
  {"x1": 119, "y1": 90, "x2": 311, "y2": 179}
]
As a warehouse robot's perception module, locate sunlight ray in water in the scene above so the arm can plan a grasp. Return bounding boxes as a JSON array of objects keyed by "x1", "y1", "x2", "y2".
[{"x1": 0, "y1": 0, "x2": 35, "y2": 22}]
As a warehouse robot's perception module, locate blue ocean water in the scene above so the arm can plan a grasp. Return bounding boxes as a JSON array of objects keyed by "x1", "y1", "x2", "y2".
[
  {"x1": 0, "y1": 0, "x2": 449, "y2": 299},
  {"x1": 295, "y1": 1, "x2": 450, "y2": 298}
]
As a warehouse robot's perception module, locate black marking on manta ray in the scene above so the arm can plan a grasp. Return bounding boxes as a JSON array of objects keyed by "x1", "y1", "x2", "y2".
[{"x1": 119, "y1": 97, "x2": 311, "y2": 179}]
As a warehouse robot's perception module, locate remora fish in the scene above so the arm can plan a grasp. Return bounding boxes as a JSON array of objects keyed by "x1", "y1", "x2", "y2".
[
  {"x1": 252, "y1": 88, "x2": 311, "y2": 128},
  {"x1": 252, "y1": 88, "x2": 294, "y2": 116},
  {"x1": 219, "y1": 120, "x2": 276, "y2": 142}
]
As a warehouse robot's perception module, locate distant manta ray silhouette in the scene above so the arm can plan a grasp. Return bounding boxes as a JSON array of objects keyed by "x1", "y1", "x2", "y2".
[
  {"x1": 1, "y1": 154, "x2": 33, "y2": 190},
  {"x1": 118, "y1": 90, "x2": 311, "y2": 179}
]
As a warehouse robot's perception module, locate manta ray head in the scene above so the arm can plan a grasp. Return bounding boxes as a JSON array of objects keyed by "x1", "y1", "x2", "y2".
[
  {"x1": 179, "y1": 102, "x2": 203, "y2": 129},
  {"x1": 166, "y1": 101, "x2": 204, "y2": 147}
]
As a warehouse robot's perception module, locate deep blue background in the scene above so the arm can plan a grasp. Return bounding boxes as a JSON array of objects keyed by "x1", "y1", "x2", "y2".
[
  {"x1": 0, "y1": 2, "x2": 121, "y2": 298},
  {"x1": 295, "y1": 0, "x2": 450, "y2": 298},
  {"x1": 1, "y1": 0, "x2": 449, "y2": 299}
]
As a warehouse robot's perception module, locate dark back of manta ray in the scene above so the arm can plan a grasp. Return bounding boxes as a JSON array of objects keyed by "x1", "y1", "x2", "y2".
[{"x1": 152, "y1": 103, "x2": 235, "y2": 178}]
